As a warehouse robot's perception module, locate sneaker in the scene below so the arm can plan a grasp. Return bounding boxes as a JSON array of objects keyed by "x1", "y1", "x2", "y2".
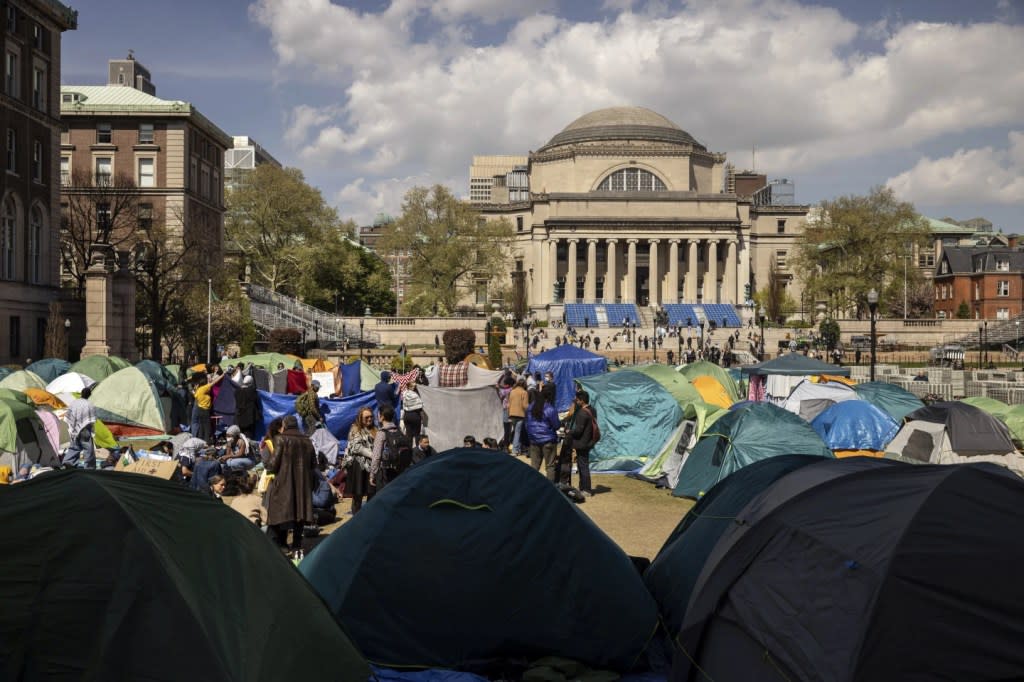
[{"x1": 580, "y1": 491, "x2": 593, "y2": 498}]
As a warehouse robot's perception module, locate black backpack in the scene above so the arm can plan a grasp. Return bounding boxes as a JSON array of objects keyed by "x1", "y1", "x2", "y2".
[{"x1": 381, "y1": 427, "x2": 413, "y2": 475}]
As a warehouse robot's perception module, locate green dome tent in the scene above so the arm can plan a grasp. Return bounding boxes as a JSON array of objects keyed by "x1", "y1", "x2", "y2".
[
  {"x1": 70, "y1": 355, "x2": 131, "y2": 383},
  {"x1": 88, "y1": 367, "x2": 167, "y2": 436},
  {"x1": 0, "y1": 395, "x2": 59, "y2": 471},
  {"x1": 678, "y1": 361, "x2": 741, "y2": 402},
  {"x1": 0, "y1": 470, "x2": 369, "y2": 681},
  {"x1": 852, "y1": 381, "x2": 925, "y2": 422},
  {"x1": 674, "y1": 402, "x2": 834, "y2": 499},
  {"x1": 0, "y1": 370, "x2": 47, "y2": 392}
]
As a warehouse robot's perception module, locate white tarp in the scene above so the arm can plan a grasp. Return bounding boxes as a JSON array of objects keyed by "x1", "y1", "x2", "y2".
[
  {"x1": 418, "y1": 384, "x2": 504, "y2": 453},
  {"x1": 466, "y1": 363, "x2": 504, "y2": 388}
]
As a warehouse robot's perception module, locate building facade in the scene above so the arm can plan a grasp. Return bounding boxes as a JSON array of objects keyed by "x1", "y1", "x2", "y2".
[
  {"x1": 933, "y1": 245, "x2": 1024, "y2": 321},
  {"x1": 0, "y1": 0, "x2": 76, "y2": 365},
  {"x1": 60, "y1": 56, "x2": 232, "y2": 282},
  {"x1": 469, "y1": 155, "x2": 527, "y2": 203},
  {"x1": 224, "y1": 134, "x2": 280, "y2": 193},
  {"x1": 475, "y1": 107, "x2": 809, "y2": 316}
]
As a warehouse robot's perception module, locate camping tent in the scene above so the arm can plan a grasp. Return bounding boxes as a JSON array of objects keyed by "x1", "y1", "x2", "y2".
[
  {"x1": 69, "y1": 355, "x2": 131, "y2": 383},
  {"x1": 25, "y1": 358, "x2": 70, "y2": 383},
  {"x1": 88, "y1": 367, "x2": 167, "y2": 436},
  {"x1": 0, "y1": 396, "x2": 60, "y2": 470},
  {"x1": 885, "y1": 402, "x2": 1024, "y2": 474},
  {"x1": 678, "y1": 361, "x2": 740, "y2": 402},
  {"x1": 852, "y1": 381, "x2": 924, "y2": 422},
  {"x1": 781, "y1": 378, "x2": 857, "y2": 421},
  {"x1": 300, "y1": 448, "x2": 658, "y2": 672},
  {"x1": 338, "y1": 360, "x2": 380, "y2": 396},
  {"x1": 0, "y1": 370, "x2": 46, "y2": 392},
  {"x1": 212, "y1": 378, "x2": 238, "y2": 430},
  {"x1": 576, "y1": 370, "x2": 683, "y2": 472},
  {"x1": 961, "y1": 396, "x2": 1011, "y2": 417},
  {"x1": 417, "y1": 385, "x2": 504, "y2": 453},
  {"x1": 673, "y1": 403, "x2": 833, "y2": 499},
  {"x1": 232, "y1": 352, "x2": 301, "y2": 372},
  {"x1": 645, "y1": 454, "x2": 825, "y2": 664},
  {"x1": 743, "y1": 353, "x2": 851, "y2": 377},
  {"x1": 526, "y1": 344, "x2": 608, "y2": 412},
  {"x1": 811, "y1": 400, "x2": 900, "y2": 456},
  {"x1": 632, "y1": 364, "x2": 704, "y2": 407},
  {"x1": 674, "y1": 462, "x2": 1024, "y2": 682},
  {"x1": 22, "y1": 388, "x2": 66, "y2": 410},
  {"x1": 1001, "y1": 404, "x2": 1024, "y2": 446},
  {"x1": 46, "y1": 371, "x2": 96, "y2": 397},
  {"x1": 690, "y1": 375, "x2": 733, "y2": 409},
  {"x1": 0, "y1": 470, "x2": 369, "y2": 681}
]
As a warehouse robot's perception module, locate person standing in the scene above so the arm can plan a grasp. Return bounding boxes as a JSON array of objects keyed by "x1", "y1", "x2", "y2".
[
  {"x1": 265, "y1": 415, "x2": 316, "y2": 559},
  {"x1": 526, "y1": 384, "x2": 560, "y2": 481},
  {"x1": 570, "y1": 390, "x2": 598, "y2": 497},
  {"x1": 192, "y1": 371, "x2": 224, "y2": 442},
  {"x1": 62, "y1": 386, "x2": 97, "y2": 468},
  {"x1": 295, "y1": 380, "x2": 323, "y2": 433},
  {"x1": 507, "y1": 377, "x2": 529, "y2": 456},
  {"x1": 412, "y1": 434, "x2": 437, "y2": 464},
  {"x1": 344, "y1": 407, "x2": 376, "y2": 515},
  {"x1": 233, "y1": 374, "x2": 260, "y2": 439},
  {"x1": 370, "y1": 404, "x2": 402, "y2": 488},
  {"x1": 400, "y1": 381, "x2": 424, "y2": 444}
]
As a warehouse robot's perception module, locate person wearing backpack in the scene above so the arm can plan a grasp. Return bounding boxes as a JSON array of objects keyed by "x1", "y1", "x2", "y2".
[
  {"x1": 370, "y1": 404, "x2": 412, "y2": 489},
  {"x1": 570, "y1": 389, "x2": 600, "y2": 498}
]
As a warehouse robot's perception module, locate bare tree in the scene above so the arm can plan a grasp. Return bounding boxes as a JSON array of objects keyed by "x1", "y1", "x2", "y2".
[{"x1": 44, "y1": 300, "x2": 67, "y2": 360}]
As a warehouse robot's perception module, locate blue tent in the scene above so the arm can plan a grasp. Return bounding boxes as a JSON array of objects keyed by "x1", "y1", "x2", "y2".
[
  {"x1": 853, "y1": 381, "x2": 925, "y2": 422},
  {"x1": 526, "y1": 344, "x2": 607, "y2": 412},
  {"x1": 811, "y1": 399, "x2": 900, "y2": 452},
  {"x1": 576, "y1": 370, "x2": 683, "y2": 472},
  {"x1": 256, "y1": 389, "x2": 377, "y2": 451},
  {"x1": 25, "y1": 358, "x2": 70, "y2": 384},
  {"x1": 212, "y1": 379, "x2": 238, "y2": 430},
  {"x1": 301, "y1": 448, "x2": 658, "y2": 672}
]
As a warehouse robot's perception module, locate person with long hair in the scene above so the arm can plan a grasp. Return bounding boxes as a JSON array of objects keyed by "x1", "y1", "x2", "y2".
[
  {"x1": 525, "y1": 382, "x2": 560, "y2": 481},
  {"x1": 344, "y1": 406, "x2": 377, "y2": 514}
]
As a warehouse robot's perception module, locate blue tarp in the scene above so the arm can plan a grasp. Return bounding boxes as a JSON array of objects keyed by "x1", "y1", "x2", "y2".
[
  {"x1": 811, "y1": 399, "x2": 900, "y2": 452},
  {"x1": 340, "y1": 362, "x2": 362, "y2": 396},
  {"x1": 527, "y1": 344, "x2": 607, "y2": 412},
  {"x1": 576, "y1": 371, "x2": 682, "y2": 473},
  {"x1": 256, "y1": 389, "x2": 377, "y2": 451}
]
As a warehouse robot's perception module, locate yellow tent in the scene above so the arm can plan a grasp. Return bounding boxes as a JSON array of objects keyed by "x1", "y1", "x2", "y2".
[
  {"x1": 300, "y1": 358, "x2": 335, "y2": 372},
  {"x1": 22, "y1": 388, "x2": 66, "y2": 409},
  {"x1": 834, "y1": 449, "x2": 885, "y2": 458},
  {"x1": 692, "y1": 375, "x2": 734, "y2": 409},
  {"x1": 813, "y1": 374, "x2": 857, "y2": 386}
]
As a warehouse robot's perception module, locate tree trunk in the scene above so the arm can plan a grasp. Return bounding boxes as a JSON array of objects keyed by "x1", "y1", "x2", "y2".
[{"x1": 149, "y1": 292, "x2": 164, "y2": 363}]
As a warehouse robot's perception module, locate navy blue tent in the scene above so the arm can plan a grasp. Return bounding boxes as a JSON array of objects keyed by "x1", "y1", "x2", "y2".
[
  {"x1": 256, "y1": 389, "x2": 376, "y2": 450},
  {"x1": 211, "y1": 378, "x2": 238, "y2": 429},
  {"x1": 301, "y1": 448, "x2": 658, "y2": 672},
  {"x1": 526, "y1": 344, "x2": 607, "y2": 411}
]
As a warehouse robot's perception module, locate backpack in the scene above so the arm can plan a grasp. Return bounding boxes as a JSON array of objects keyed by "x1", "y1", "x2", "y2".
[
  {"x1": 583, "y1": 406, "x2": 601, "y2": 445},
  {"x1": 381, "y1": 427, "x2": 413, "y2": 474}
]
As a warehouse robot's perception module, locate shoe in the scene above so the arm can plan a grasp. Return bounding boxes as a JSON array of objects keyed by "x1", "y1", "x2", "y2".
[{"x1": 580, "y1": 491, "x2": 593, "y2": 498}]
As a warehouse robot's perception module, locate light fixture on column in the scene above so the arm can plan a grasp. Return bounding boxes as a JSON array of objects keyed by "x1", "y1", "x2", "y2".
[{"x1": 867, "y1": 288, "x2": 879, "y2": 382}]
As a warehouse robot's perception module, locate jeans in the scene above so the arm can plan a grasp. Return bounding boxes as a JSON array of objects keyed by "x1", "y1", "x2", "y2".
[
  {"x1": 224, "y1": 457, "x2": 254, "y2": 470},
  {"x1": 510, "y1": 418, "x2": 525, "y2": 454},
  {"x1": 62, "y1": 424, "x2": 95, "y2": 468},
  {"x1": 191, "y1": 405, "x2": 210, "y2": 442}
]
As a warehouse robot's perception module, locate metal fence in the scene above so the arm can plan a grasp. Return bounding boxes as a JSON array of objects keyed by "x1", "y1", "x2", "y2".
[{"x1": 245, "y1": 284, "x2": 381, "y2": 346}]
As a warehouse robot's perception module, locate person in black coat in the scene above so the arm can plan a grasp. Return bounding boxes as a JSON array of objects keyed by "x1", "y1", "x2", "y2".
[
  {"x1": 234, "y1": 375, "x2": 260, "y2": 439},
  {"x1": 570, "y1": 390, "x2": 598, "y2": 497}
]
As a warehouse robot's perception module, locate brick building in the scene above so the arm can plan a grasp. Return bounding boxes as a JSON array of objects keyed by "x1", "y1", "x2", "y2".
[
  {"x1": 933, "y1": 245, "x2": 1024, "y2": 320},
  {"x1": 0, "y1": 0, "x2": 77, "y2": 365}
]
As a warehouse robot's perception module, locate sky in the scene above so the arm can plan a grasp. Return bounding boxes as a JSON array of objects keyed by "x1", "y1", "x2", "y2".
[{"x1": 62, "y1": 0, "x2": 1024, "y2": 229}]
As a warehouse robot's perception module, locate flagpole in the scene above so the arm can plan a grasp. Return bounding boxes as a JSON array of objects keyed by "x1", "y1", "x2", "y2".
[{"x1": 207, "y1": 278, "x2": 212, "y2": 365}]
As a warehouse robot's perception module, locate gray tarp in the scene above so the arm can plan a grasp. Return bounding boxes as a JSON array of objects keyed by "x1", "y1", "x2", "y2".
[{"x1": 418, "y1": 385, "x2": 504, "y2": 453}]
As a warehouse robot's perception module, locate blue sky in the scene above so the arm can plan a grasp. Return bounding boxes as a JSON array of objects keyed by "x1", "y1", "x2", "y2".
[{"x1": 63, "y1": 0, "x2": 1024, "y2": 229}]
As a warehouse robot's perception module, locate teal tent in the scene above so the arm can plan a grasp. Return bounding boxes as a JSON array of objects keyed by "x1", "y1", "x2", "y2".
[
  {"x1": 25, "y1": 358, "x2": 70, "y2": 383},
  {"x1": 853, "y1": 381, "x2": 925, "y2": 422},
  {"x1": 301, "y1": 448, "x2": 658, "y2": 672},
  {"x1": 70, "y1": 355, "x2": 131, "y2": 383},
  {"x1": 0, "y1": 470, "x2": 369, "y2": 680},
  {"x1": 576, "y1": 370, "x2": 683, "y2": 472},
  {"x1": 742, "y1": 353, "x2": 851, "y2": 377},
  {"x1": 674, "y1": 402, "x2": 834, "y2": 499}
]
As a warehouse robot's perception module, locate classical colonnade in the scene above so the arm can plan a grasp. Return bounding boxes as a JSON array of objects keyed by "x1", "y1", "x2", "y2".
[{"x1": 538, "y1": 236, "x2": 742, "y2": 306}]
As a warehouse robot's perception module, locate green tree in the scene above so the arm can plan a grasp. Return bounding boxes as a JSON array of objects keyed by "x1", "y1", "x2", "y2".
[
  {"x1": 226, "y1": 165, "x2": 339, "y2": 294},
  {"x1": 296, "y1": 222, "x2": 395, "y2": 315},
  {"x1": 819, "y1": 318, "x2": 840, "y2": 351},
  {"x1": 487, "y1": 316, "x2": 505, "y2": 369},
  {"x1": 956, "y1": 301, "x2": 971, "y2": 319},
  {"x1": 792, "y1": 186, "x2": 930, "y2": 319},
  {"x1": 754, "y1": 260, "x2": 798, "y2": 324},
  {"x1": 378, "y1": 185, "x2": 514, "y2": 315}
]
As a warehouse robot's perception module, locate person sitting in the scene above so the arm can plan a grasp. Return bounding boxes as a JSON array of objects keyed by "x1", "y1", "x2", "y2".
[
  {"x1": 229, "y1": 471, "x2": 265, "y2": 526},
  {"x1": 914, "y1": 369, "x2": 929, "y2": 382},
  {"x1": 412, "y1": 434, "x2": 437, "y2": 464},
  {"x1": 190, "y1": 449, "x2": 223, "y2": 494},
  {"x1": 207, "y1": 474, "x2": 227, "y2": 500},
  {"x1": 311, "y1": 464, "x2": 341, "y2": 526},
  {"x1": 220, "y1": 425, "x2": 254, "y2": 470},
  {"x1": 462, "y1": 435, "x2": 478, "y2": 448},
  {"x1": 482, "y1": 437, "x2": 499, "y2": 450}
]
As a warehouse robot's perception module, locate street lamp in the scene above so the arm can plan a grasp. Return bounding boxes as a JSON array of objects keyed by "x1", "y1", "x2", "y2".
[
  {"x1": 631, "y1": 322, "x2": 637, "y2": 365},
  {"x1": 867, "y1": 288, "x2": 879, "y2": 382},
  {"x1": 758, "y1": 306, "x2": 766, "y2": 361},
  {"x1": 1016, "y1": 320, "x2": 1020, "y2": 354},
  {"x1": 523, "y1": 320, "x2": 532, "y2": 361},
  {"x1": 984, "y1": 320, "x2": 988, "y2": 367},
  {"x1": 653, "y1": 315, "x2": 658, "y2": 363},
  {"x1": 359, "y1": 318, "x2": 365, "y2": 362}
]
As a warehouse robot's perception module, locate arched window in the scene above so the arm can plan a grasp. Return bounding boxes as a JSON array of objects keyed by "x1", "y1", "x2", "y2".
[
  {"x1": 29, "y1": 206, "x2": 42, "y2": 283},
  {"x1": 597, "y1": 168, "x2": 667, "y2": 192},
  {"x1": 2, "y1": 196, "x2": 16, "y2": 280}
]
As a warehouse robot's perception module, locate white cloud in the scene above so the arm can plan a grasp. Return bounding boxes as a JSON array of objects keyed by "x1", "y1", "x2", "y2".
[
  {"x1": 284, "y1": 104, "x2": 341, "y2": 146},
  {"x1": 887, "y1": 132, "x2": 1024, "y2": 205},
  {"x1": 251, "y1": 0, "x2": 1024, "y2": 223}
]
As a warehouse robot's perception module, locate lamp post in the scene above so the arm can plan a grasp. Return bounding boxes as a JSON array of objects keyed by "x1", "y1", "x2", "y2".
[
  {"x1": 653, "y1": 315, "x2": 658, "y2": 363},
  {"x1": 359, "y1": 318, "x2": 365, "y2": 362},
  {"x1": 1016, "y1": 319, "x2": 1020, "y2": 355},
  {"x1": 523, "y1": 320, "x2": 531, "y2": 361},
  {"x1": 867, "y1": 288, "x2": 879, "y2": 382},
  {"x1": 677, "y1": 325, "x2": 682, "y2": 364},
  {"x1": 314, "y1": 320, "x2": 319, "y2": 350},
  {"x1": 64, "y1": 318, "x2": 71, "y2": 361},
  {"x1": 758, "y1": 305, "x2": 766, "y2": 361},
  {"x1": 631, "y1": 322, "x2": 637, "y2": 365},
  {"x1": 984, "y1": 320, "x2": 988, "y2": 367}
]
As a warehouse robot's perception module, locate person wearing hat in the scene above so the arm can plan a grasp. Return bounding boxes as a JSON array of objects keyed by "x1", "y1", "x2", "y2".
[
  {"x1": 234, "y1": 374, "x2": 261, "y2": 439},
  {"x1": 220, "y1": 425, "x2": 254, "y2": 470},
  {"x1": 295, "y1": 379, "x2": 324, "y2": 434}
]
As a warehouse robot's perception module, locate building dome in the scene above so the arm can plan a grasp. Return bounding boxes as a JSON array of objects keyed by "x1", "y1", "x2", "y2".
[{"x1": 539, "y1": 106, "x2": 705, "y2": 152}]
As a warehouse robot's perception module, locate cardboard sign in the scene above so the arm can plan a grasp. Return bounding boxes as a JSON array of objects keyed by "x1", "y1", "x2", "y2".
[
  {"x1": 312, "y1": 372, "x2": 334, "y2": 398},
  {"x1": 115, "y1": 457, "x2": 178, "y2": 480}
]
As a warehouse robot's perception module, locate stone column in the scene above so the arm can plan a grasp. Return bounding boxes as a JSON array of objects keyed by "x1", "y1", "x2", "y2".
[
  {"x1": 667, "y1": 239, "x2": 680, "y2": 304},
  {"x1": 605, "y1": 239, "x2": 618, "y2": 303},
  {"x1": 566, "y1": 239, "x2": 578, "y2": 303},
  {"x1": 706, "y1": 239, "x2": 719, "y2": 303},
  {"x1": 81, "y1": 244, "x2": 116, "y2": 358},
  {"x1": 113, "y1": 250, "x2": 137, "y2": 361},
  {"x1": 724, "y1": 239, "x2": 738, "y2": 304},
  {"x1": 585, "y1": 239, "x2": 598, "y2": 302},
  {"x1": 686, "y1": 239, "x2": 699, "y2": 302},
  {"x1": 648, "y1": 239, "x2": 661, "y2": 306},
  {"x1": 548, "y1": 238, "x2": 558, "y2": 304},
  {"x1": 626, "y1": 239, "x2": 638, "y2": 302}
]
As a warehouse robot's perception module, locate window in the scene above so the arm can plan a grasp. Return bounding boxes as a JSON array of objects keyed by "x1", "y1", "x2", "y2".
[
  {"x1": 31, "y1": 139, "x2": 41, "y2": 181},
  {"x1": 5, "y1": 51, "x2": 17, "y2": 97},
  {"x1": 997, "y1": 280, "x2": 1010, "y2": 297},
  {"x1": 998, "y1": 308, "x2": 1010, "y2": 320},
  {"x1": 138, "y1": 122, "x2": 154, "y2": 144},
  {"x1": 776, "y1": 250, "x2": 787, "y2": 269},
  {"x1": 96, "y1": 202, "x2": 111, "y2": 240},
  {"x1": 213, "y1": 170, "x2": 220, "y2": 203},
  {"x1": 117, "y1": 73, "x2": 125, "y2": 84},
  {"x1": 9, "y1": 316, "x2": 20, "y2": 358},
  {"x1": 7, "y1": 6, "x2": 16, "y2": 32},
  {"x1": 996, "y1": 257, "x2": 1010, "y2": 272},
  {"x1": 937, "y1": 310, "x2": 946, "y2": 320},
  {"x1": 35, "y1": 317, "x2": 45, "y2": 358},
  {"x1": 28, "y1": 206, "x2": 41, "y2": 283},
  {"x1": 189, "y1": 158, "x2": 197, "y2": 191},
  {"x1": 138, "y1": 203, "x2": 153, "y2": 231},
  {"x1": 6, "y1": 128, "x2": 15, "y2": 172},
  {"x1": 60, "y1": 155, "x2": 69, "y2": 185},
  {"x1": 201, "y1": 165, "x2": 210, "y2": 198},
  {"x1": 596, "y1": 168, "x2": 667, "y2": 192},
  {"x1": 96, "y1": 123, "x2": 112, "y2": 144},
  {"x1": 94, "y1": 157, "x2": 111, "y2": 185},
  {"x1": 919, "y1": 253, "x2": 935, "y2": 267},
  {"x1": 32, "y1": 67, "x2": 43, "y2": 110},
  {"x1": 138, "y1": 157, "x2": 154, "y2": 187},
  {"x1": 516, "y1": 216, "x2": 523, "y2": 232},
  {"x1": 2, "y1": 196, "x2": 15, "y2": 279},
  {"x1": 777, "y1": 219, "x2": 786, "y2": 233},
  {"x1": 32, "y1": 23, "x2": 43, "y2": 50}
]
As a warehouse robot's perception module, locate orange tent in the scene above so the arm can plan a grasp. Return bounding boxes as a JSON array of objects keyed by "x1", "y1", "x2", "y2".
[
  {"x1": 692, "y1": 375, "x2": 734, "y2": 409},
  {"x1": 23, "y1": 388, "x2": 66, "y2": 409},
  {"x1": 300, "y1": 358, "x2": 335, "y2": 372}
]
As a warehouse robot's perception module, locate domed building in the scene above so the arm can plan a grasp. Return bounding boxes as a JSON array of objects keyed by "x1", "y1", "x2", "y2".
[{"x1": 472, "y1": 106, "x2": 808, "y2": 326}]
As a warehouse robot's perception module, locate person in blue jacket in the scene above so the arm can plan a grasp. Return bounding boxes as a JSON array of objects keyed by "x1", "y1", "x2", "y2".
[{"x1": 526, "y1": 383, "x2": 561, "y2": 482}]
